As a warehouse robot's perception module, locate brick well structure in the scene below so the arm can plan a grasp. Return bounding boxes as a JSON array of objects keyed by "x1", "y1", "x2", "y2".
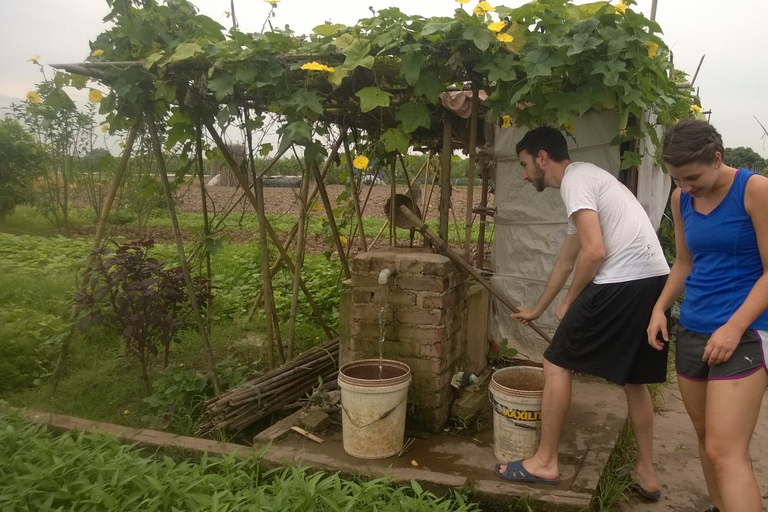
[{"x1": 340, "y1": 247, "x2": 469, "y2": 433}]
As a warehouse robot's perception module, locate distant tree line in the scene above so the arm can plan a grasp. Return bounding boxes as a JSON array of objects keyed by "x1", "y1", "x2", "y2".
[{"x1": 724, "y1": 146, "x2": 767, "y2": 174}]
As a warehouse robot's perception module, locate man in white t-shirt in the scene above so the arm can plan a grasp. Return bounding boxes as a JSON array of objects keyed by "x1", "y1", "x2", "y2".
[{"x1": 493, "y1": 126, "x2": 669, "y2": 503}]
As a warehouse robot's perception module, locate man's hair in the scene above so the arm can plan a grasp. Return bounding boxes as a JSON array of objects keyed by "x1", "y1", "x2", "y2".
[
  {"x1": 515, "y1": 126, "x2": 571, "y2": 162},
  {"x1": 662, "y1": 118, "x2": 724, "y2": 167}
]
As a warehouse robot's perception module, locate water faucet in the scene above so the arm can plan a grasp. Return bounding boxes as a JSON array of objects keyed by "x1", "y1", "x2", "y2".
[{"x1": 378, "y1": 265, "x2": 396, "y2": 285}]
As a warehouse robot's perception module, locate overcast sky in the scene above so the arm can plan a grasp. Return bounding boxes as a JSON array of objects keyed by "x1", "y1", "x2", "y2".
[{"x1": 1, "y1": 0, "x2": 766, "y2": 157}]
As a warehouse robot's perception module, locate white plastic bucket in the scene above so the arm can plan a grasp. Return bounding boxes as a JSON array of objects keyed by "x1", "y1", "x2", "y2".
[
  {"x1": 338, "y1": 359, "x2": 411, "y2": 459},
  {"x1": 490, "y1": 366, "x2": 544, "y2": 462}
]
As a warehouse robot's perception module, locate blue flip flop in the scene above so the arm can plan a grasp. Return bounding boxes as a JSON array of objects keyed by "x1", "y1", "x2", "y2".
[
  {"x1": 618, "y1": 468, "x2": 661, "y2": 501},
  {"x1": 493, "y1": 460, "x2": 560, "y2": 485}
]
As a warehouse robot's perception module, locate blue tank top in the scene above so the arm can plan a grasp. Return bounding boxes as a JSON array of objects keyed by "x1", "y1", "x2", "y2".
[{"x1": 679, "y1": 169, "x2": 768, "y2": 333}]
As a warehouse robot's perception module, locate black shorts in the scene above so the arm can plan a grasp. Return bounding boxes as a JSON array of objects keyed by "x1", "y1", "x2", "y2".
[
  {"x1": 544, "y1": 275, "x2": 669, "y2": 385},
  {"x1": 676, "y1": 326, "x2": 768, "y2": 380}
]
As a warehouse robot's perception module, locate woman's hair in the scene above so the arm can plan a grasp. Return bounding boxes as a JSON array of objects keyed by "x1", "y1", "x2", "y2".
[
  {"x1": 662, "y1": 118, "x2": 724, "y2": 167},
  {"x1": 515, "y1": 126, "x2": 571, "y2": 162}
]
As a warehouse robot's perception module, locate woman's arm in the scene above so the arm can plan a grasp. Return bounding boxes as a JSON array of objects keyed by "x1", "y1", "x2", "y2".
[{"x1": 648, "y1": 188, "x2": 691, "y2": 350}]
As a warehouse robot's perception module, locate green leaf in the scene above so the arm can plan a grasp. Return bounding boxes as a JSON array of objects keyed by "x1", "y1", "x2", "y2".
[
  {"x1": 476, "y1": 53, "x2": 517, "y2": 83},
  {"x1": 355, "y1": 86, "x2": 392, "y2": 113},
  {"x1": 420, "y1": 21, "x2": 454, "y2": 37},
  {"x1": 523, "y1": 48, "x2": 563, "y2": 78},
  {"x1": 167, "y1": 42, "x2": 203, "y2": 63},
  {"x1": 207, "y1": 73, "x2": 236, "y2": 101},
  {"x1": 332, "y1": 33, "x2": 355, "y2": 51},
  {"x1": 144, "y1": 51, "x2": 165, "y2": 69},
  {"x1": 381, "y1": 126, "x2": 410, "y2": 154},
  {"x1": 591, "y1": 60, "x2": 626, "y2": 87},
  {"x1": 153, "y1": 81, "x2": 176, "y2": 103},
  {"x1": 313, "y1": 24, "x2": 345, "y2": 37},
  {"x1": 343, "y1": 39, "x2": 375, "y2": 70},
  {"x1": 462, "y1": 25, "x2": 495, "y2": 52},
  {"x1": 414, "y1": 72, "x2": 444, "y2": 104},
  {"x1": 620, "y1": 149, "x2": 643, "y2": 170},
  {"x1": 396, "y1": 102, "x2": 431, "y2": 133},
  {"x1": 259, "y1": 143, "x2": 272, "y2": 157},
  {"x1": 286, "y1": 90, "x2": 324, "y2": 116},
  {"x1": 399, "y1": 53, "x2": 426, "y2": 87}
]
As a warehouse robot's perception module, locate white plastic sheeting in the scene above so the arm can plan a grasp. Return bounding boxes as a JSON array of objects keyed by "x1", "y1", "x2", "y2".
[{"x1": 489, "y1": 110, "x2": 670, "y2": 362}]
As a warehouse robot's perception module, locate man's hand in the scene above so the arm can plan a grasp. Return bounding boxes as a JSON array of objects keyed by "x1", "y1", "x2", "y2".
[{"x1": 511, "y1": 306, "x2": 539, "y2": 326}]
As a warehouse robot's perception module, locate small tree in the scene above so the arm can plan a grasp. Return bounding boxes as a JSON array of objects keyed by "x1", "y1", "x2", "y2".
[
  {"x1": 75, "y1": 239, "x2": 210, "y2": 393},
  {"x1": 724, "y1": 146, "x2": 767, "y2": 174},
  {"x1": 0, "y1": 117, "x2": 43, "y2": 224}
]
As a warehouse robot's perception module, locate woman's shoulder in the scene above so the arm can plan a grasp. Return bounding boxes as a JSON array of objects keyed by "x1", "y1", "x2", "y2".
[{"x1": 744, "y1": 171, "x2": 768, "y2": 215}]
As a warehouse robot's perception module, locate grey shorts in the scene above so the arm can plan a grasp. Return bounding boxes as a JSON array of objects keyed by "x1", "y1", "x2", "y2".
[{"x1": 675, "y1": 326, "x2": 768, "y2": 380}]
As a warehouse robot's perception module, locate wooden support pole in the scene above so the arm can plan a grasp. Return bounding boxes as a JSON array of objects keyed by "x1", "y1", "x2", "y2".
[
  {"x1": 389, "y1": 159, "x2": 397, "y2": 246},
  {"x1": 312, "y1": 160, "x2": 351, "y2": 279},
  {"x1": 254, "y1": 177, "x2": 277, "y2": 368},
  {"x1": 342, "y1": 135, "x2": 368, "y2": 253},
  {"x1": 146, "y1": 106, "x2": 221, "y2": 395},
  {"x1": 440, "y1": 116, "x2": 452, "y2": 241},
  {"x1": 287, "y1": 162, "x2": 310, "y2": 360},
  {"x1": 464, "y1": 81, "x2": 480, "y2": 254},
  {"x1": 399, "y1": 206, "x2": 552, "y2": 344}
]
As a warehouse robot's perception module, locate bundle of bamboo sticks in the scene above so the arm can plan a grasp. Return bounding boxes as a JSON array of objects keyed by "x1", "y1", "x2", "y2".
[{"x1": 197, "y1": 338, "x2": 339, "y2": 433}]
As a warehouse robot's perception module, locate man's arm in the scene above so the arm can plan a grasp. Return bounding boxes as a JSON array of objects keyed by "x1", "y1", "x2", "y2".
[
  {"x1": 556, "y1": 208, "x2": 605, "y2": 319},
  {"x1": 511, "y1": 232, "x2": 581, "y2": 322}
]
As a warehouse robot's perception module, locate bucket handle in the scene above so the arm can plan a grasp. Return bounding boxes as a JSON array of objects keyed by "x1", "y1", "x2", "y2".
[
  {"x1": 488, "y1": 390, "x2": 539, "y2": 431},
  {"x1": 341, "y1": 395, "x2": 407, "y2": 429}
]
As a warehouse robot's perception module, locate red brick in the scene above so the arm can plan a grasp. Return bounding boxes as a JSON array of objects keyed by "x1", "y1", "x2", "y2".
[
  {"x1": 397, "y1": 325, "x2": 448, "y2": 344},
  {"x1": 350, "y1": 320, "x2": 393, "y2": 339},
  {"x1": 386, "y1": 291, "x2": 416, "y2": 306},
  {"x1": 351, "y1": 289, "x2": 375, "y2": 304},
  {"x1": 351, "y1": 255, "x2": 372, "y2": 273},
  {"x1": 399, "y1": 256, "x2": 453, "y2": 276},
  {"x1": 351, "y1": 305, "x2": 393, "y2": 323},
  {"x1": 396, "y1": 309, "x2": 444, "y2": 326},
  {"x1": 419, "y1": 292, "x2": 459, "y2": 310},
  {"x1": 397, "y1": 276, "x2": 449, "y2": 292},
  {"x1": 351, "y1": 275, "x2": 380, "y2": 288},
  {"x1": 420, "y1": 341, "x2": 447, "y2": 358}
]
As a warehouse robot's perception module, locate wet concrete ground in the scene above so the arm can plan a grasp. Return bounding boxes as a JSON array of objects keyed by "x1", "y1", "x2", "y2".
[{"x1": 263, "y1": 373, "x2": 628, "y2": 511}]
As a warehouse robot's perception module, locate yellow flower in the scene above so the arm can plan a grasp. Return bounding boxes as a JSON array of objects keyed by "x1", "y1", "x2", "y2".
[
  {"x1": 646, "y1": 41, "x2": 659, "y2": 58},
  {"x1": 312, "y1": 203, "x2": 324, "y2": 212},
  {"x1": 487, "y1": 21, "x2": 505, "y2": 32},
  {"x1": 101, "y1": 124, "x2": 109, "y2": 133},
  {"x1": 28, "y1": 55, "x2": 40, "y2": 63},
  {"x1": 264, "y1": 0, "x2": 280, "y2": 5},
  {"x1": 501, "y1": 115, "x2": 512, "y2": 128},
  {"x1": 691, "y1": 104, "x2": 702, "y2": 112},
  {"x1": 26, "y1": 91, "x2": 42, "y2": 104},
  {"x1": 91, "y1": 49, "x2": 104, "y2": 57},
  {"x1": 123, "y1": 409, "x2": 130, "y2": 415},
  {"x1": 301, "y1": 61, "x2": 334, "y2": 73},
  {"x1": 340, "y1": 235, "x2": 348, "y2": 246},
  {"x1": 563, "y1": 120, "x2": 575, "y2": 134},
  {"x1": 615, "y1": 2, "x2": 627, "y2": 14},
  {"x1": 411, "y1": 460, "x2": 419, "y2": 467},
  {"x1": 496, "y1": 33, "x2": 514, "y2": 43},
  {"x1": 473, "y1": 1, "x2": 495, "y2": 15},
  {"x1": 352, "y1": 155, "x2": 369, "y2": 170},
  {"x1": 89, "y1": 89, "x2": 103, "y2": 103},
  {"x1": 456, "y1": 0, "x2": 470, "y2": 3}
]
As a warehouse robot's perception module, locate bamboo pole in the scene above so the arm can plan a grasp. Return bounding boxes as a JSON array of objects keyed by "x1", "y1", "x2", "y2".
[
  {"x1": 399, "y1": 206, "x2": 552, "y2": 344},
  {"x1": 464, "y1": 81, "x2": 480, "y2": 254},
  {"x1": 476, "y1": 157, "x2": 490, "y2": 269},
  {"x1": 194, "y1": 122, "x2": 213, "y2": 323},
  {"x1": 287, "y1": 162, "x2": 310, "y2": 360},
  {"x1": 51, "y1": 102, "x2": 144, "y2": 391},
  {"x1": 311, "y1": 160, "x2": 351, "y2": 279},
  {"x1": 204, "y1": 120, "x2": 337, "y2": 337},
  {"x1": 440, "y1": 116, "x2": 452, "y2": 241},
  {"x1": 342, "y1": 135, "x2": 368, "y2": 253},
  {"x1": 254, "y1": 177, "x2": 277, "y2": 368},
  {"x1": 389, "y1": 159, "x2": 397, "y2": 246},
  {"x1": 146, "y1": 106, "x2": 221, "y2": 395}
]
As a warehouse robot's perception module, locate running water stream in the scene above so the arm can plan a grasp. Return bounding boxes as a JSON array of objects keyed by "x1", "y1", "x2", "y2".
[{"x1": 378, "y1": 282, "x2": 388, "y2": 379}]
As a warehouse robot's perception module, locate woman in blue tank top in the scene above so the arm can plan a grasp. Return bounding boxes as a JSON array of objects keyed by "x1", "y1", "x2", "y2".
[{"x1": 647, "y1": 119, "x2": 768, "y2": 512}]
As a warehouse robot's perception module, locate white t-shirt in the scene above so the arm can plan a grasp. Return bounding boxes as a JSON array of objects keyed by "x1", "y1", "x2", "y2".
[{"x1": 560, "y1": 162, "x2": 669, "y2": 284}]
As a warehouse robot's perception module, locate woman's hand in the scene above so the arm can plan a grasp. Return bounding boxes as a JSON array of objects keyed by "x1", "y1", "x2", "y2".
[
  {"x1": 703, "y1": 323, "x2": 742, "y2": 365},
  {"x1": 647, "y1": 309, "x2": 668, "y2": 351}
]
